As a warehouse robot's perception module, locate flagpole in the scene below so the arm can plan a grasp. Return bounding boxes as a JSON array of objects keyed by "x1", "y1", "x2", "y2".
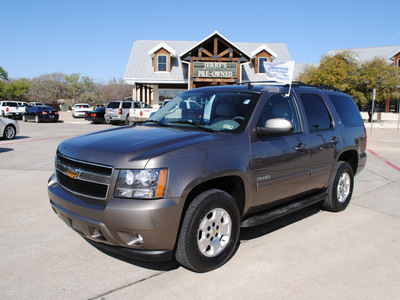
[{"x1": 286, "y1": 81, "x2": 292, "y2": 97}]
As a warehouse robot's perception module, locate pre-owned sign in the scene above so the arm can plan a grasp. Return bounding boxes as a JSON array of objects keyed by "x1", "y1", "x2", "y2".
[{"x1": 194, "y1": 62, "x2": 237, "y2": 78}]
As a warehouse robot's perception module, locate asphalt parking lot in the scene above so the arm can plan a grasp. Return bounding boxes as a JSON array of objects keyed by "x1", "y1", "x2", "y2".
[{"x1": 1, "y1": 112, "x2": 400, "y2": 299}]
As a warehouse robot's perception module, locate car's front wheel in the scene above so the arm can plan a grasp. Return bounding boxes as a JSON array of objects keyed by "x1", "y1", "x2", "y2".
[
  {"x1": 35, "y1": 115, "x2": 40, "y2": 123},
  {"x1": 323, "y1": 161, "x2": 354, "y2": 212},
  {"x1": 175, "y1": 189, "x2": 240, "y2": 272},
  {"x1": 3, "y1": 125, "x2": 16, "y2": 140}
]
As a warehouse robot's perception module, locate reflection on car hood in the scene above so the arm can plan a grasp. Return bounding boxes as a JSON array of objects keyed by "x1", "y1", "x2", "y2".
[{"x1": 57, "y1": 125, "x2": 221, "y2": 169}]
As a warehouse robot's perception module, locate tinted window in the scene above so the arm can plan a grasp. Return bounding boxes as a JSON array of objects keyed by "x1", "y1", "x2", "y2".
[
  {"x1": 328, "y1": 95, "x2": 363, "y2": 127},
  {"x1": 259, "y1": 94, "x2": 301, "y2": 133},
  {"x1": 107, "y1": 102, "x2": 120, "y2": 109},
  {"x1": 300, "y1": 93, "x2": 333, "y2": 132},
  {"x1": 122, "y1": 102, "x2": 132, "y2": 109},
  {"x1": 7, "y1": 102, "x2": 18, "y2": 107}
]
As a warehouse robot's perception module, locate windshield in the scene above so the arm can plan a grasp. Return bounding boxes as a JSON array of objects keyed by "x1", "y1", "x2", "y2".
[{"x1": 146, "y1": 90, "x2": 260, "y2": 133}]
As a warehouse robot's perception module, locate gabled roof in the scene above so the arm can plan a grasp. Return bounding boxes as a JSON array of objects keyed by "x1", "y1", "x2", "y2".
[
  {"x1": 326, "y1": 46, "x2": 400, "y2": 64},
  {"x1": 250, "y1": 44, "x2": 277, "y2": 59},
  {"x1": 148, "y1": 42, "x2": 177, "y2": 58},
  {"x1": 179, "y1": 31, "x2": 251, "y2": 60}
]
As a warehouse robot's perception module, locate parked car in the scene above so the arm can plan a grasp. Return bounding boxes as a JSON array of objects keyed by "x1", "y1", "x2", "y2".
[
  {"x1": 49, "y1": 83, "x2": 367, "y2": 272},
  {"x1": 0, "y1": 117, "x2": 19, "y2": 140},
  {"x1": 127, "y1": 102, "x2": 158, "y2": 124},
  {"x1": 22, "y1": 106, "x2": 59, "y2": 123},
  {"x1": 92, "y1": 104, "x2": 105, "y2": 110},
  {"x1": 72, "y1": 103, "x2": 92, "y2": 118},
  {"x1": 29, "y1": 102, "x2": 45, "y2": 106},
  {"x1": 84, "y1": 106, "x2": 106, "y2": 124},
  {"x1": 0, "y1": 101, "x2": 24, "y2": 119},
  {"x1": 105, "y1": 100, "x2": 135, "y2": 125}
]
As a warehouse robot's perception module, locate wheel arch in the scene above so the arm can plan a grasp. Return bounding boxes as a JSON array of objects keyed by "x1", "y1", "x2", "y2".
[{"x1": 337, "y1": 149, "x2": 358, "y2": 175}]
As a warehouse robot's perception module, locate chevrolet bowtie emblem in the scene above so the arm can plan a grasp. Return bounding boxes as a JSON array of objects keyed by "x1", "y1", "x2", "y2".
[{"x1": 66, "y1": 169, "x2": 79, "y2": 179}]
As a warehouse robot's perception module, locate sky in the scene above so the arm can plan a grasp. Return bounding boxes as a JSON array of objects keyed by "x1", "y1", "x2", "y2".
[{"x1": 2, "y1": 0, "x2": 400, "y2": 83}]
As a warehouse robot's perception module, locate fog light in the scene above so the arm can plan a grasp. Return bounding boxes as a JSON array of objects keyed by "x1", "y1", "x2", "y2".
[{"x1": 118, "y1": 232, "x2": 144, "y2": 247}]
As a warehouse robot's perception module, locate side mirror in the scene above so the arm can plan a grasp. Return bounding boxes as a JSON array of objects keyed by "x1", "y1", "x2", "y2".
[{"x1": 257, "y1": 118, "x2": 294, "y2": 137}]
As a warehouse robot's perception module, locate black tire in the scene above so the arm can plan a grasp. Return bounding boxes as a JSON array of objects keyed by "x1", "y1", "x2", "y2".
[
  {"x1": 22, "y1": 115, "x2": 27, "y2": 122},
  {"x1": 175, "y1": 189, "x2": 240, "y2": 272},
  {"x1": 3, "y1": 125, "x2": 16, "y2": 140},
  {"x1": 323, "y1": 161, "x2": 354, "y2": 212},
  {"x1": 35, "y1": 115, "x2": 40, "y2": 123}
]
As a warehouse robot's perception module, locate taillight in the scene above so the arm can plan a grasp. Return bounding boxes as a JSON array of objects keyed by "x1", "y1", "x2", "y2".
[
  {"x1": 55, "y1": 111, "x2": 59, "y2": 115},
  {"x1": 140, "y1": 111, "x2": 143, "y2": 116},
  {"x1": 6, "y1": 107, "x2": 9, "y2": 112},
  {"x1": 42, "y1": 111, "x2": 48, "y2": 115},
  {"x1": 119, "y1": 108, "x2": 122, "y2": 115},
  {"x1": 92, "y1": 113, "x2": 97, "y2": 117}
]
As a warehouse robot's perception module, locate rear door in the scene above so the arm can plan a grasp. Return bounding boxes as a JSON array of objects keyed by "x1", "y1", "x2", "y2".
[
  {"x1": 250, "y1": 93, "x2": 310, "y2": 207},
  {"x1": 106, "y1": 101, "x2": 121, "y2": 118},
  {"x1": 295, "y1": 91, "x2": 341, "y2": 190}
]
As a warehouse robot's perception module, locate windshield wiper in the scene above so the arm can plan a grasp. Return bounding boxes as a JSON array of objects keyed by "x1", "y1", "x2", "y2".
[{"x1": 168, "y1": 121, "x2": 215, "y2": 132}]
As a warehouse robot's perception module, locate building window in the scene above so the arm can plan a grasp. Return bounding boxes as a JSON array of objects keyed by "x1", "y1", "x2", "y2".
[
  {"x1": 397, "y1": 58, "x2": 400, "y2": 67},
  {"x1": 158, "y1": 55, "x2": 167, "y2": 72},
  {"x1": 258, "y1": 57, "x2": 269, "y2": 73}
]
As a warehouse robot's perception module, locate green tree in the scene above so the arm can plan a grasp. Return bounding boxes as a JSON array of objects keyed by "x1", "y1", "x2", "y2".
[
  {"x1": 299, "y1": 52, "x2": 400, "y2": 107},
  {"x1": 3, "y1": 79, "x2": 30, "y2": 101},
  {"x1": 65, "y1": 73, "x2": 96, "y2": 104},
  {"x1": 357, "y1": 58, "x2": 400, "y2": 105},
  {"x1": 299, "y1": 51, "x2": 359, "y2": 98},
  {"x1": 0, "y1": 66, "x2": 8, "y2": 81}
]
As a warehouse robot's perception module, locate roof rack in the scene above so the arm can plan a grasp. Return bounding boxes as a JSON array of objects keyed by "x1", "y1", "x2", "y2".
[{"x1": 239, "y1": 81, "x2": 341, "y2": 92}]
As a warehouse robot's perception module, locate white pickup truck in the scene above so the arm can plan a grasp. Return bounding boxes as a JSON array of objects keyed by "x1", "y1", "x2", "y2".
[
  {"x1": 0, "y1": 101, "x2": 25, "y2": 119},
  {"x1": 127, "y1": 102, "x2": 158, "y2": 124}
]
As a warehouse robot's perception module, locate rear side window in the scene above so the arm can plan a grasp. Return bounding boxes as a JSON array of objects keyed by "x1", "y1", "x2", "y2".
[
  {"x1": 107, "y1": 102, "x2": 120, "y2": 109},
  {"x1": 300, "y1": 93, "x2": 333, "y2": 132},
  {"x1": 328, "y1": 95, "x2": 363, "y2": 127},
  {"x1": 122, "y1": 102, "x2": 132, "y2": 109}
]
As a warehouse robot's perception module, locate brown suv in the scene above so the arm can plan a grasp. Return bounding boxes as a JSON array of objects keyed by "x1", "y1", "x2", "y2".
[{"x1": 48, "y1": 83, "x2": 367, "y2": 272}]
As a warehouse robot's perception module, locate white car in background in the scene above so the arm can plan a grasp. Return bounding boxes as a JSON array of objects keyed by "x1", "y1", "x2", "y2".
[
  {"x1": 0, "y1": 117, "x2": 19, "y2": 140},
  {"x1": 72, "y1": 103, "x2": 92, "y2": 118}
]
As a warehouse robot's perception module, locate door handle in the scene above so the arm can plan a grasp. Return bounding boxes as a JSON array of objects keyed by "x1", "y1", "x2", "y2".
[
  {"x1": 330, "y1": 137, "x2": 340, "y2": 143},
  {"x1": 295, "y1": 143, "x2": 308, "y2": 151}
]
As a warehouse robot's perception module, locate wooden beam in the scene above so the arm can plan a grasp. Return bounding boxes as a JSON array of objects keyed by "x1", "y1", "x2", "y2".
[{"x1": 214, "y1": 38, "x2": 218, "y2": 55}]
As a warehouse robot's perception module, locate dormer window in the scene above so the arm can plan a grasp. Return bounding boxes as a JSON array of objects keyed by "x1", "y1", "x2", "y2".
[
  {"x1": 258, "y1": 57, "x2": 269, "y2": 73},
  {"x1": 158, "y1": 55, "x2": 167, "y2": 72}
]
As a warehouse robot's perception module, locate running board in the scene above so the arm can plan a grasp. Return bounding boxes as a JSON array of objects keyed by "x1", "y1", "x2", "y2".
[{"x1": 241, "y1": 192, "x2": 326, "y2": 228}]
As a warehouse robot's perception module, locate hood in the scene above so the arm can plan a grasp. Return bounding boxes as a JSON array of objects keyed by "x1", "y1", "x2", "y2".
[{"x1": 57, "y1": 125, "x2": 220, "y2": 169}]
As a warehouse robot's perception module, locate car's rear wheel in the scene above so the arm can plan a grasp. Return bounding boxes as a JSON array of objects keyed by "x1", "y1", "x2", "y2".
[
  {"x1": 35, "y1": 115, "x2": 40, "y2": 123},
  {"x1": 3, "y1": 125, "x2": 16, "y2": 140},
  {"x1": 323, "y1": 161, "x2": 354, "y2": 212},
  {"x1": 22, "y1": 115, "x2": 27, "y2": 122},
  {"x1": 175, "y1": 189, "x2": 240, "y2": 272}
]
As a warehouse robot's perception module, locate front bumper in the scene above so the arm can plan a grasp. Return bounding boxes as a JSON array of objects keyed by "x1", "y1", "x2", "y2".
[{"x1": 48, "y1": 174, "x2": 184, "y2": 261}]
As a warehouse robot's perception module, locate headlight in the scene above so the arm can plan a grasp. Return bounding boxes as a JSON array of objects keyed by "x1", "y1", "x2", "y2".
[{"x1": 114, "y1": 169, "x2": 167, "y2": 199}]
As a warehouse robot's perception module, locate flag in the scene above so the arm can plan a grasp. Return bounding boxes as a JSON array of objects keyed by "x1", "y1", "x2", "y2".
[{"x1": 263, "y1": 60, "x2": 295, "y2": 84}]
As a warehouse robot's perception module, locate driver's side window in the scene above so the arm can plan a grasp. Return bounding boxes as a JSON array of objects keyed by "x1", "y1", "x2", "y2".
[{"x1": 259, "y1": 94, "x2": 301, "y2": 133}]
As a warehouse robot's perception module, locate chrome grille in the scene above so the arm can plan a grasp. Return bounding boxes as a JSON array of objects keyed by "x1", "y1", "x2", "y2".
[{"x1": 56, "y1": 154, "x2": 114, "y2": 200}]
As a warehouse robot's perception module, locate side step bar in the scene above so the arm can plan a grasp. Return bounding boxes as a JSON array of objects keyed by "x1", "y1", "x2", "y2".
[{"x1": 241, "y1": 192, "x2": 326, "y2": 228}]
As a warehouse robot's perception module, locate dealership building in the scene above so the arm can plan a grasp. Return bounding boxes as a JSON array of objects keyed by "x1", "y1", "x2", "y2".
[
  {"x1": 123, "y1": 31, "x2": 400, "y2": 109},
  {"x1": 123, "y1": 31, "x2": 301, "y2": 106}
]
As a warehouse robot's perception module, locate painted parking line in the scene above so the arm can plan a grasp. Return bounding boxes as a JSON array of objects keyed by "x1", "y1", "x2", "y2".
[
  {"x1": 367, "y1": 149, "x2": 400, "y2": 172},
  {"x1": 0, "y1": 135, "x2": 78, "y2": 146}
]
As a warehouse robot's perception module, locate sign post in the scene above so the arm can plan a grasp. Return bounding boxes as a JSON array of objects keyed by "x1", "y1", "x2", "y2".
[{"x1": 370, "y1": 88, "x2": 376, "y2": 135}]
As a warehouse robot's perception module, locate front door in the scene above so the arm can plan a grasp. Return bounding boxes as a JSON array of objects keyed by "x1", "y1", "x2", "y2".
[{"x1": 250, "y1": 93, "x2": 310, "y2": 208}]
